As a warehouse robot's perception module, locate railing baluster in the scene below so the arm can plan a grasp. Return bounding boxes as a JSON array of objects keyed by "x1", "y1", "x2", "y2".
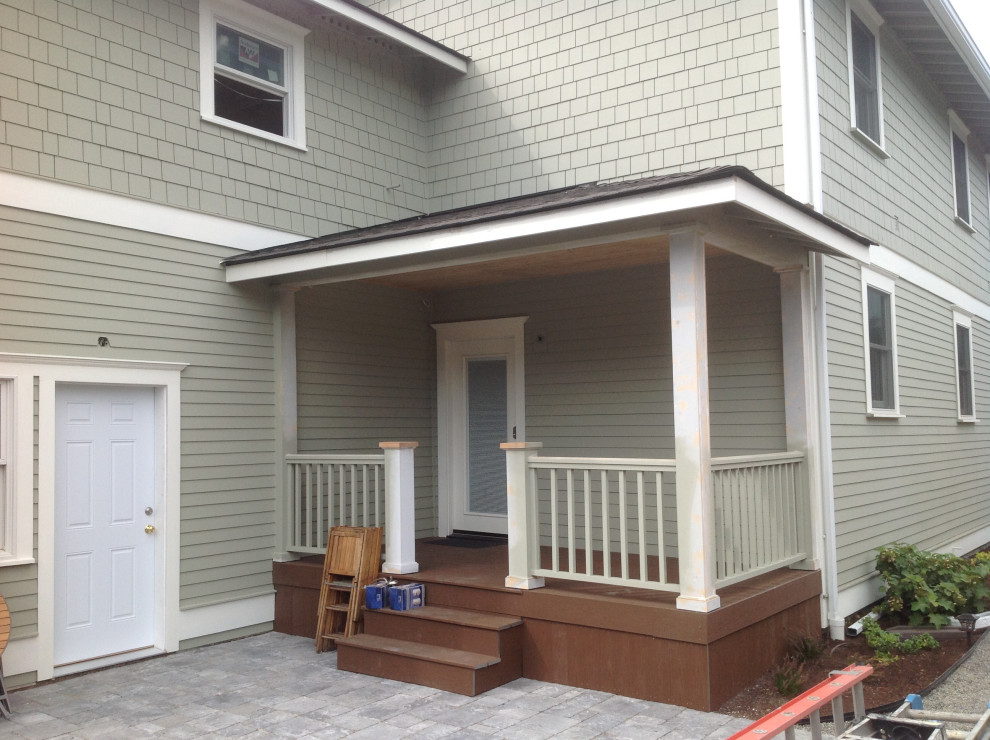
[
  {"x1": 304, "y1": 463, "x2": 313, "y2": 549},
  {"x1": 583, "y1": 469, "x2": 592, "y2": 576},
  {"x1": 636, "y1": 471, "x2": 647, "y2": 582},
  {"x1": 656, "y1": 471, "x2": 665, "y2": 585},
  {"x1": 550, "y1": 468, "x2": 559, "y2": 572},
  {"x1": 619, "y1": 470, "x2": 628, "y2": 581},
  {"x1": 601, "y1": 470, "x2": 610, "y2": 579},
  {"x1": 566, "y1": 468, "x2": 576, "y2": 573}
]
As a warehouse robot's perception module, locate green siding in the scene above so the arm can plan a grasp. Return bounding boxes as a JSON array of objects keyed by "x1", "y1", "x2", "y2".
[{"x1": 0, "y1": 205, "x2": 277, "y2": 624}]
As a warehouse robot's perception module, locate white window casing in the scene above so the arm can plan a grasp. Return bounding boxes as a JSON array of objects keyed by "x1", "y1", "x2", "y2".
[
  {"x1": 199, "y1": 0, "x2": 309, "y2": 150},
  {"x1": 846, "y1": 0, "x2": 886, "y2": 154},
  {"x1": 861, "y1": 267, "x2": 902, "y2": 417},
  {"x1": 0, "y1": 376, "x2": 35, "y2": 566},
  {"x1": 953, "y1": 310, "x2": 977, "y2": 422},
  {"x1": 950, "y1": 110, "x2": 972, "y2": 228}
]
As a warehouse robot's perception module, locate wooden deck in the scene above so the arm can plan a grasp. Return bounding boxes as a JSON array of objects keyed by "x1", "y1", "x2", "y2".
[{"x1": 273, "y1": 538, "x2": 821, "y2": 711}]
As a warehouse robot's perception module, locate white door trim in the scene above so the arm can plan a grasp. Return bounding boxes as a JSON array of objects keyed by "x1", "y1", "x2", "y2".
[
  {"x1": 434, "y1": 318, "x2": 527, "y2": 536},
  {"x1": 0, "y1": 355, "x2": 185, "y2": 680}
]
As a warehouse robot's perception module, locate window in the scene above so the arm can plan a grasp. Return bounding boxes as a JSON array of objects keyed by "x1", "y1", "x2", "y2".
[
  {"x1": 199, "y1": 0, "x2": 308, "y2": 149},
  {"x1": 950, "y1": 111, "x2": 971, "y2": 225},
  {"x1": 847, "y1": 1, "x2": 884, "y2": 148},
  {"x1": 0, "y1": 375, "x2": 32, "y2": 566},
  {"x1": 862, "y1": 269, "x2": 900, "y2": 416},
  {"x1": 954, "y1": 311, "x2": 976, "y2": 421}
]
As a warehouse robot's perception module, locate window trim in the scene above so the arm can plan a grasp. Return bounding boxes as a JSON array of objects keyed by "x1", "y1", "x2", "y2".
[
  {"x1": 953, "y1": 310, "x2": 977, "y2": 422},
  {"x1": 198, "y1": 0, "x2": 308, "y2": 150},
  {"x1": 861, "y1": 268, "x2": 902, "y2": 417},
  {"x1": 949, "y1": 110, "x2": 972, "y2": 227},
  {"x1": 846, "y1": 0, "x2": 885, "y2": 151},
  {"x1": 0, "y1": 376, "x2": 35, "y2": 566}
]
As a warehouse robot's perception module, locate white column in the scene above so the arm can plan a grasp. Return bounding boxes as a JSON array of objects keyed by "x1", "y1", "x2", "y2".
[
  {"x1": 502, "y1": 441, "x2": 545, "y2": 589},
  {"x1": 380, "y1": 441, "x2": 419, "y2": 574},
  {"x1": 273, "y1": 286, "x2": 299, "y2": 562},
  {"x1": 779, "y1": 266, "x2": 822, "y2": 571},
  {"x1": 669, "y1": 229, "x2": 720, "y2": 612}
]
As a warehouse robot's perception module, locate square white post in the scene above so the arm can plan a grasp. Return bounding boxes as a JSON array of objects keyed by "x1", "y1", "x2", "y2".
[
  {"x1": 502, "y1": 441, "x2": 545, "y2": 589},
  {"x1": 669, "y1": 229, "x2": 720, "y2": 612},
  {"x1": 380, "y1": 441, "x2": 419, "y2": 574}
]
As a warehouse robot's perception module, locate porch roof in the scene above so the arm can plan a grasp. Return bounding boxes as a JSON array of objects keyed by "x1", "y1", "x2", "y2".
[{"x1": 224, "y1": 166, "x2": 872, "y2": 286}]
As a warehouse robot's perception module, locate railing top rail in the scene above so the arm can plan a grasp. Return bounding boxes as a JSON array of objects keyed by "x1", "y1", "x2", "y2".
[
  {"x1": 528, "y1": 455, "x2": 676, "y2": 472},
  {"x1": 286, "y1": 453, "x2": 385, "y2": 463},
  {"x1": 711, "y1": 451, "x2": 805, "y2": 468}
]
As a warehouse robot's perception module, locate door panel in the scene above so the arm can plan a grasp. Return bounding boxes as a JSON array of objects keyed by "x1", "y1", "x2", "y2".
[
  {"x1": 467, "y1": 358, "x2": 508, "y2": 518},
  {"x1": 54, "y1": 385, "x2": 156, "y2": 666}
]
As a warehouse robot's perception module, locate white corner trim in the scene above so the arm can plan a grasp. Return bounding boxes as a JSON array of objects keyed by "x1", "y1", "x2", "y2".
[
  {"x1": 177, "y1": 593, "x2": 275, "y2": 641},
  {"x1": 308, "y1": 0, "x2": 468, "y2": 73},
  {"x1": 0, "y1": 172, "x2": 305, "y2": 251}
]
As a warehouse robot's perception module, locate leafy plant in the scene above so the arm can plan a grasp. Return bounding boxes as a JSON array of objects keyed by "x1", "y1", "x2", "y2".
[
  {"x1": 787, "y1": 633, "x2": 825, "y2": 664},
  {"x1": 862, "y1": 617, "x2": 938, "y2": 664},
  {"x1": 772, "y1": 656, "x2": 803, "y2": 698},
  {"x1": 875, "y1": 543, "x2": 990, "y2": 629}
]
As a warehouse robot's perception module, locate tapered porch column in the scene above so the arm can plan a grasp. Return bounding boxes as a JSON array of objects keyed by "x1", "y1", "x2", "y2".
[
  {"x1": 669, "y1": 230, "x2": 720, "y2": 612},
  {"x1": 380, "y1": 441, "x2": 419, "y2": 574},
  {"x1": 502, "y1": 441, "x2": 545, "y2": 589},
  {"x1": 273, "y1": 286, "x2": 299, "y2": 562}
]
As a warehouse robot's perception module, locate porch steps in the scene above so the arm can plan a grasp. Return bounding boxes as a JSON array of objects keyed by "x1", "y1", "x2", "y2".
[{"x1": 335, "y1": 605, "x2": 523, "y2": 696}]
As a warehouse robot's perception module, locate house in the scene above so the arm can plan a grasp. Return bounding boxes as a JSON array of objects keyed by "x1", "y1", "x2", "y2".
[{"x1": 2, "y1": 0, "x2": 990, "y2": 711}]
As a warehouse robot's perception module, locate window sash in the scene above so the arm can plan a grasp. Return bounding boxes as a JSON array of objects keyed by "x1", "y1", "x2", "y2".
[
  {"x1": 851, "y1": 13, "x2": 880, "y2": 143},
  {"x1": 867, "y1": 286, "x2": 895, "y2": 409},
  {"x1": 956, "y1": 323, "x2": 974, "y2": 418}
]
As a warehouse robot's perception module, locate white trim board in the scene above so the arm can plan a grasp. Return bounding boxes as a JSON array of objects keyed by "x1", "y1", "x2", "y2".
[
  {"x1": 0, "y1": 172, "x2": 305, "y2": 251},
  {"x1": 226, "y1": 176, "x2": 870, "y2": 283},
  {"x1": 177, "y1": 593, "x2": 275, "y2": 642}
]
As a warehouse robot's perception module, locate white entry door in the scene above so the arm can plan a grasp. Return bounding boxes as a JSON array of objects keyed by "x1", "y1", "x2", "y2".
[
  {"x1": 436, "y1": 318, "x2": 526, "y2": 536},
  {"x1": 54, "y1": 384, "x2": 157, "y2": 666}
]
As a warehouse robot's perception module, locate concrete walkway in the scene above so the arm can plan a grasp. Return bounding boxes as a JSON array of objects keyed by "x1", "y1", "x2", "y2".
[{"x1": 2, "y1": 632, "x2": 753, "y2": 739}]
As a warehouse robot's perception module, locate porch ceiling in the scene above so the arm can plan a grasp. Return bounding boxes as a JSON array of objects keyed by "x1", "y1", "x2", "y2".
[{"x1": 224, "y1": 167, "x2": 872, "y2": 288}]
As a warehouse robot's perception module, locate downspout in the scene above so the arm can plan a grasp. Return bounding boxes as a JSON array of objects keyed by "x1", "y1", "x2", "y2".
[
  {"x1": 801, "y1": 0, "x2": 843, "y2": 638},
  {"x1": 814, "y1": 251, "x2": 845, "y2": 640}
]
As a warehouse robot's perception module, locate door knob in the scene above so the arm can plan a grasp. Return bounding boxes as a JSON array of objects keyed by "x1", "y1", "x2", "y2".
[{"x1": 144, "y1": 524, "x2": 156, "y2": 534}]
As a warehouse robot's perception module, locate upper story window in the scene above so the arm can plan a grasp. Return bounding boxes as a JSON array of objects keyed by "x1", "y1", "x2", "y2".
[
  {"x1": 846, "y1": 0, "x2": 885, "y2": 150},
  {"x1": 954, "y1": 311, "x2": 976, "y2": 421},
  {"x1": 949, "y1": 111, "x2": 971, "y2": 226},
  {"x1": 199, "y1": 0, "x2": 308, "y2": 150},
  {"x1": 862, "y1": 268, "x2": 900, "y2": 417}
]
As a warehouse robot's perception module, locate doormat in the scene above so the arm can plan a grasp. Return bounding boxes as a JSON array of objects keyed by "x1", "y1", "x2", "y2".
[{"x1": 423, "y1": 535, "x2": 506, "y2": 549}]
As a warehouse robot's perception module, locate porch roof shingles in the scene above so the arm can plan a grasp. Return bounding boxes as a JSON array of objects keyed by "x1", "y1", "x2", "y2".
[{"x1": 223, "y1": 167, "x2": 872, "y2": 282}]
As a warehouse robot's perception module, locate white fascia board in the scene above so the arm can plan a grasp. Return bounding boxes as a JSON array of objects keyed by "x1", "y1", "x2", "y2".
[
  {"x1": 732, "y1": 179, "x2": 871, "y2": 263},
  {"x1": 226, "y1": 176, "x2": 870, "y2": 282},
  {"x1": 307, "y1": 0, "x2": 468, "y2": 73},
  {"x1": 0, "y1": 172, "x2": 306, "y2": 251}
]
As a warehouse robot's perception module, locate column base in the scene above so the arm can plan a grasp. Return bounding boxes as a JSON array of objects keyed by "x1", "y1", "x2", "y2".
[
  {"x1": 675, "y1": 593, "x2": 721, "y2": 612},
  {"x1": 505, "y1": 575, "x2": 545, "y2": 590},
  {"x1": 382, "y1": 561, "x2": 419, "y2": 575}
]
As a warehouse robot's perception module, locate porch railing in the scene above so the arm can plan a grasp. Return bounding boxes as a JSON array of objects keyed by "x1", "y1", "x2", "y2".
[
  {"x1": 521, "y1": 450, "x2": 807, "y2": 593},
  {"x1": 712, "y1": 451, "x2": 807, "y2": 587},
  {"x1": 285, "y1": 453, "x2": 385, "y2": 555},
  {"x1": 528, "y1": 456, "x2": 679, "y2": 592}
]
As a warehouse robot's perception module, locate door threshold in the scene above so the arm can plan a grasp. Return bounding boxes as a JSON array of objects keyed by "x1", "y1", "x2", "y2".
[{"x1": 54, "y1": 646, "x2": 164, "y2": 677}]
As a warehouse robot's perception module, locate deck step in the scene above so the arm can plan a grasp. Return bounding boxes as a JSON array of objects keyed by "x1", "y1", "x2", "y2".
[{"x1": 336, "y1": 606, "x2": 524, "y2": 696}]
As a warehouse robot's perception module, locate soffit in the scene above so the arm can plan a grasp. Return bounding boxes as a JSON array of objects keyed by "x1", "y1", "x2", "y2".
[{"x1": 872, "y1": 0, "x2": 990, "y2": 146}]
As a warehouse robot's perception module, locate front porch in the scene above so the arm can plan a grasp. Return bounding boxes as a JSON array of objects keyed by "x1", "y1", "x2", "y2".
[{"x1": 273, "y1": 537, "x2": 821, "y2": 711}]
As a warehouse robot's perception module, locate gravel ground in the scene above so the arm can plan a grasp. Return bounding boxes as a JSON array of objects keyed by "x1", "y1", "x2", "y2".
[{"x1": 924, "y1": 629, "x2": 990, "y2": 713}]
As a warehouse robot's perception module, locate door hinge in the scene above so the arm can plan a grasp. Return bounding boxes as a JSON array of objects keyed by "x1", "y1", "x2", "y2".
[{"x1": 512, "y1": 426, "x2": 517, "y2": 440}]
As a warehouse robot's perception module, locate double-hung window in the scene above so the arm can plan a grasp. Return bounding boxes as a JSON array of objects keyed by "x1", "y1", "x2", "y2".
[
  {"x1": 949, "y1": 111, "x2": 971, "y2": 226},
  {"x1": 862, "y1": 269, "x2": 900, "y2": 416},
  {"x1": 199, "y1": 0, "x2": 308, "y2": 149},
  {"x1": 954, "y1": 311, "x2": 976, "y2": 421},
  {"x1": 847, "y1": 0, "x2": 885, "y2": 149},
  {"x1": 0, "y1": 374, "x2": 33, "y2": 566}
]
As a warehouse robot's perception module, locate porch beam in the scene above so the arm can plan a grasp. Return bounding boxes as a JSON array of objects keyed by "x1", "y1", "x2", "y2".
[
  {"x1": 273, "y1": 286, "x2": 299, "y2": 562},
  {"x1": 669, "y1": 229, "x2": 721, "y2": 612},
  {"x1": 502, "y1": 442, "x2": 545, "y2": 590},
  {"x1": 380, "y1": 442, "x2": 420, "y2": 574}
]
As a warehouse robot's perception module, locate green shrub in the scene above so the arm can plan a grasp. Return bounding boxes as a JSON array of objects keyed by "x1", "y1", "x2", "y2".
[
  {"x1": 788, "y1": 633, "x2": 825, "y2": 664},
  {"x1": 861, "y1": 617, "x2": 938, "y2": 664},
  {"x1": 875, "y1": 543, "x2": 990, "y2": 629},
  {"x1": 772, "y1": 656, "x2": 803, "y2": 698}
]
